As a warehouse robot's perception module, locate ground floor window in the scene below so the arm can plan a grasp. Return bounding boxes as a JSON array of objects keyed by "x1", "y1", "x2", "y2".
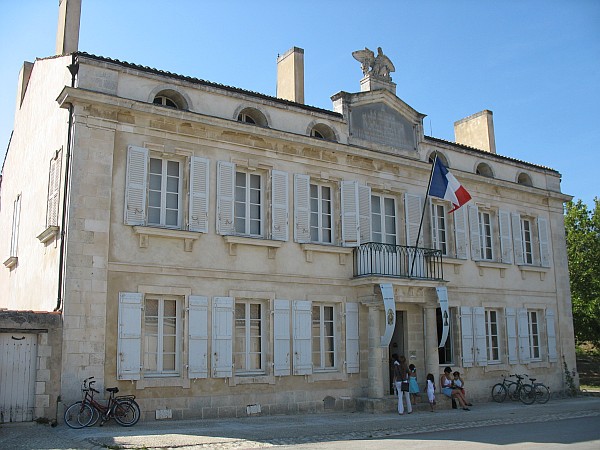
[
  {"x1": 528, "y1": 310, "x2": 541, "y2": 360},
  {"x1": 144, "y1": 295, "x2": 181, "y2": 376},
  {"x1": 485, "y1": 309, "x2": 500, "y2": 362},
  {"x1": 437, "y1": 307, "x2": 454, "y2": 365},
  {"x1": 312, "y1": 304, "x2": 336, "y2": 370},
  {"x1": 234, "y1": 300, "x2": 264, "y2": 374}
]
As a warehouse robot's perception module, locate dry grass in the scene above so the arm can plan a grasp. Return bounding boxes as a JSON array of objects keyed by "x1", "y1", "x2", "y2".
[{"x1": 577, "y1": 343, "x2": 600, "y2": 389}]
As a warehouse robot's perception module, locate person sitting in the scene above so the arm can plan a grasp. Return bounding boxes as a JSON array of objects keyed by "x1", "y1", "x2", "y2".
[{"x1": 440, "y1": 366, "x2": 471, "y2": 410}]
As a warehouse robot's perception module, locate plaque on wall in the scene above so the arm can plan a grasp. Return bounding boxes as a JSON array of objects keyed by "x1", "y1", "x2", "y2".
[{"x1": 350, "y1": 103, "x2": 416, "y2": 151}]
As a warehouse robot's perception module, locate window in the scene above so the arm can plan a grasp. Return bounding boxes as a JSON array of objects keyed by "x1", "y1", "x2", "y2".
[
  {"x1": 517, "y1": 172, "x2": 533, "y2": 187},
  {"x1": 234, "y1": 171, "x2": 262, "y2": 236},
  {"x1": 528, "y1": 310, "x2": 541, "y2": 360},
  {"x1": 310, "y1": 183, "x2": 333, "y2": 243},
  {"x1": 437, "y1": 307, "x2": 454, "y2": 365},
  {"x1": 312, "y1": 304, "x2": 336, "y2": 370},
  {"x1": 143, "y1": 295, "x2": 181, "y2": 376},
  {"x1": 478, "y1": 211, "x2": 493, "y2": 260},
  {"x1": 485, "y1": 310, "x2": 500, "y2": 362},
  {"x1": 511, "y1": 213, "x2": 550, "y2": 267},
  {"x1": 153, "y1": 96, "x2": 178, "y2": 108},
  {"x1": 521, "y1": 218, "x2": 534, "y2": 264},
  {"x1": 234, "y1": 301, "x2": 264, "y2": 374},
  {"x1": 431, "y1": 202, "x2": 448, "y2": 254},
  {"x1": 47, "y1": 150, "x2": 62, "y2": 227},
  {"x1": 238, "y1": 113, "x2": 256, "y2": 124},
  {"x1": 309, "y1": 123, "x2": 336, "y2": 141},
  {"x1": 151, "y1": 89, "x2": 187, "y2": 110},
  {"x1": 476, "y1": 163, "x2": 494, "y2": 178},
  {"x1": 371, "y1": 194, "x2": 397, "y2": 245},
  {"x1": 236, "y1": 107, "x2": 268, "y2": 127},
  {"x1": 311, "y1": 129, "x2": 324, "y2": 139},
  {"x1": 148, "y1": 158, "x2": 182, "y2": 228}
]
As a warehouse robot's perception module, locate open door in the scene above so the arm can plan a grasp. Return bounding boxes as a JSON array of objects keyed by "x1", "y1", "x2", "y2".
[{"x1": 387, "y1": 311, "x2": 406, "y2": 394}]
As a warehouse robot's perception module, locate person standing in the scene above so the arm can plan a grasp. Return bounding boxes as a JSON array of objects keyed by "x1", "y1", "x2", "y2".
[
  {"x1": 426, "y1": 373, "x2": 436, "y2": 412},
  {"x1": 392, "y1": 354, "x2": 412, "y2": 415},
  {"x1": 408, "y1": 364, "x2": 420, "y2": 404}
]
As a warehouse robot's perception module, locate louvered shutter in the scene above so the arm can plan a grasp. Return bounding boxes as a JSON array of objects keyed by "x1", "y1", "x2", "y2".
[
  {"x1": 273, "y1": 299, "x2": 291, "y2": 376},
  {"x1": 345, "y1": 302, "x2": 360, "y2": 374},
  {"x1": 473, "y1": 307, "x2": 487, "y2": 366},
  {"x1": 511, "y1": 213, "x2": 524, "y2": 265},
  {"x1": 546, "y1": 309, "x2": 557, "y2": 363},
  {"x1": 404, "y1": 193, "x2": 423, "y2": 247},
  {"x1": 468, "y1": 205, "x2": 481, "y2": 261},
  {"x1": 430, "y1": 199, "x2": 437, "y2": 250},
  {"x1": 188, "y1": 295, "x2": 209, "y2": 378},
  {"x1": 293, "y1": 174, "x2": 311, "y2": 243},
  {"x1": 212, "y1": 297, "x2": 233, "y2": 378},
  {"x1": 505, "y1": 308, "x2": 518, "y2": 364},
  {"x1": 124, "y1": 146, "x2": 148, "y2": 225},
  {"x1": 358, "y1": 184, "x2": 372, "y2": 245},
  {"x1": 117, "y1": 292, "x2": 142, "y2": 380},
  {"x1": 453, "y1": 203, "x2": 468, "y2": 259},
  {"x1": 47, "y1": 154, "x2": 62, "y2": 227},
  {"x1": 292, "y1": 300, "x2": 312, "y2": 375},
  {"x1": 517, "y1": 308, "x2": 531, "y2": 363},
  {"x1": 188, "y1": 157, "x2": 209, "y2": 233},
  {"x1": 341, "y1": 181, "x2": 359, "y2": 247},
  {"x1": 460, "y1": 306, "x2": 474, "y2": 368},
  {"x1": 499, "y1": 210, "x2": 513, "y2": 264},
  {"x1": 216, "y1": 161, "x2": 235, "y2": 235},
  {"x1": 537, "y1": 217, "x2": 550, "y2": 267},
  {"x1": 271, "y1": 170, "x2": 289, "y2": 241}
]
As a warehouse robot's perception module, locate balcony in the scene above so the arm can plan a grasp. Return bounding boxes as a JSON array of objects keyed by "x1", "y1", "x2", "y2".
[{"x1": 353, "y1": 242, "x2": 444, "y2": 281}]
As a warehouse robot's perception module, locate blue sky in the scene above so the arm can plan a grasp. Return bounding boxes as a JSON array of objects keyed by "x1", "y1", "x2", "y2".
[{"x1": 1, "y1": 0, "x2": 598, "y2": 207}]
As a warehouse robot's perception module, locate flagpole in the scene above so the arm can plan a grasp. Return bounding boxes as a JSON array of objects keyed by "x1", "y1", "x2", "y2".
[{"x1": 409, "y1": 154, "x2": 437, "y2": 277}]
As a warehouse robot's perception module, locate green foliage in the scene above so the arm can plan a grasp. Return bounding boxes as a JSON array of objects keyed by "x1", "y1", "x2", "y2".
[
  {"x1": 565, "y1": 198, "x2": 600, "y2": 345},
  {"x1": 563, "y1": 360, "x2": 578, "y2": 396}
]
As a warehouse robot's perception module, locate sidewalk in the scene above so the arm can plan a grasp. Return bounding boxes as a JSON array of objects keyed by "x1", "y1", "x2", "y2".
[{"x1": 1, "y1": 396, "x2": 600, "y2": 450}]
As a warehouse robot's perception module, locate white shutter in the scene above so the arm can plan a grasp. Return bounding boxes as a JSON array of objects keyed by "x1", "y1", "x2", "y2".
[
  {"x1": 345, "y1": 302, "x2": 360, "y2": 374},
  {"x1": 271, "y1": 170, "x2": 289, "y2": 241},
  {"x1": 10, "y1": 196, "x2": 21, "y2": 257},
  {"x1": 468, "y1": 205, "x2": 481, "y2": 261},
  {"x1": 212, "y1": 297, "x2": 233, "y2": 378},
  {"x1": 505, "y1": 308, "x2": 518, "y2": 364},
  {"x1": 117, "y1": 292, "x2": 142, "y2": 380},
  {"x1": 294, "y1": 174, "x2": 311, "y2": 243},
  {"x1": 404, "y1": 193, "x2": 423, "y2": 247},
  {"x1": 124, "y1": 146, "x2": 148, "y2": 225},
  {"x1": 216, "y1": 161, "x2": 235, "y2": 235},
  {"x1": 358, "y1": 184, "x2": 372, "y2": 245},
  {"x1": 430, "y1": 199, "x2": 437, "y2": 249},
  {"x1": 511, "y1": 213, "x2": 524, "y2": 265},
  {"x1": 292, "y1": 300, "x2": 312, "y2": 375},
  {"x1": 188, "y1": 295, "x2": 209, "y2": 379},
  {"x1": 189, "y1": 157, "x2": 209, "y2": 233},
  {"x1": 273, "y1": 299, "x2": 291, "y2": 376},
  {"x1": 47, "y1": 154, "x2": 62, "y2": 227},
  {"x1": 546, "y1": 309, "x2": 558, "y2": 363},
  {"x1": 453, "y1": 203, "x2": 468, "y2": 259},
  {"x1": 537, "y1": 217, "x2": 550, "y2": 267},
  {"x1": 473, "y1": 307, "x2": 487, "y2": 366},
  {"x1": 517, "y1": 308, "x2": 531, "y2": 363},
  {"x1": 499, "y1": 210, "x2": 513, "y2": 264},
  {"x1": 460, "y1": 306, "x2": 474, "y2": 368},
  {"x1": 341, "y1": 181, "x2": 359, "y2": 247}
]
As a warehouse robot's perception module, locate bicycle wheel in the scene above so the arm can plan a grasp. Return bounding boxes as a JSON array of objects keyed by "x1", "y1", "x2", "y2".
[
  {"x1": 507, "y1": 382, "x2": 519, "y2": 401},
  {"x1": 491, "y1": 383, "x2": 507, "y2": 402},
  {"x1": 519, "y1": 384, "x2": 536, "y2": 405},
  {"x1": 64, "y1": 401, "x2": 94, "y2": 428},
  {"x1": 535, "y1": 384, "x2": 550, "y2": 404},
  {"x1": 87, "y1": 405, "x2": 101, "y2": 426},
  {"x1": 113, "y1": 399, "x2": 140, "y2": 426}
]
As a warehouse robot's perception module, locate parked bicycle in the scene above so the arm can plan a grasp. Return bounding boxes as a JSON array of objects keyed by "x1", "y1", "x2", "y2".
[
  {"x1": 523, "y1": 374, "x2": 551, "y2": 404},
  {"x1": 64, "y1": 377, "x2": 140, "y2": 428},
  {"x1": 491, "y1": 374, "x2": 535, "y2": 405}
]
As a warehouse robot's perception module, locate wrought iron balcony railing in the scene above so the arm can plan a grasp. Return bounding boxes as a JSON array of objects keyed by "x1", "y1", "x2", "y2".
[{"x1": 353, "y1": 242, "x2": 444, "y2": 280}]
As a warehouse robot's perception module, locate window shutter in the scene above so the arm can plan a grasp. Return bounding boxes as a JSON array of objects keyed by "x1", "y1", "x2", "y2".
[
  {"x1": 505, "y1": 308, "x2": 518, "y2": 364},
  {"x1": 117, "y1": 292, "x2": 142, "y2": 380},
  {"x1": 216, "y1": 161, "x2": 235, "y2": 235},
  {"x1": 188, "y1": 295, "x2": 209, "y2": 379},
  {"x1": 546, "y1": 309, "x2": 557, "y2": 363},
  {"x1": 460, "y1": 306, "x2": 474, "y2": 368},
  {"x1": 358, "y1": 184, "x2": 372, "y2": 245},
  {"x1": 273, "y1": 299, "x2": 291, "y2": 376},
  {"x1": 10, "y1": 196, "x2": 21, "y2": 257},
  {"x1": 124, "y1": 146, "x2": 148, "y2": 226},
  {"x1": 499, "y1": 210, "x2": 513, "y2": 264},
  {"x1": 430, "y1": 199, "x2": 437, "y2": 250},
  {"x1": 189, "y1": 157, "x2": 209, "y2": 233},
  {"x1": 292, "y1": 300, "x2": 312, "y2": 375},
  {"x1": 473, "y1": 307, "x2": 487, "y2": 366},
  {"x1": 404, "y1": 193, "x2": 423, "y2": 247},
  {"x1": 517, "y1": 308, "x2": 531, "y2": 363},
  {"x1": 511, "y1": 213, "x2": 524, "y2": 265},
  {"x1": 453, "y1": 203, "x2": 468, "y2": 259},
  {"x1": 468, "y1": 205, "x2": 481, "y2": 261},
  {"x1": 345, "y1": 302, "x2": 360, "y2": 374},
  {"x1": 341, "y1": 180, "x2": 359, "y2": 247},
  {"x1": 47, "y1": 154, "x2": 62, "y2": 227},
  {"x1": 212, "y1": 297, "x2": 233, "y2": 378},
  {"x1": 537, "y1": 217, "x2": 550, "y2": 267},
  {"x1": 293, "y1": 174, "x2": 311, "y2": 243},
  {"x1": 271, "y1": 170, "x2": 289, "y2": 241}
]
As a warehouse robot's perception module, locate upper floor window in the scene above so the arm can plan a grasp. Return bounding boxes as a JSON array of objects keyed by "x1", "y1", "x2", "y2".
[
  {"x1": 234, "y1": 171, "x2": 262, "y2": 236},
  {"x1": 310, "y1": 183, "x2": 333, "y2": 244},
  {"x1": 309, "y1": 123, "x2": 337, "y2": 142},
  {"x1": 476, "y1": 163, "x2": 494, "y2": 178},
  {"x1": 371, "y1": 194, "x2": 397, "y2": 245},
  {"x1": 521, "y1": 218, "x2": 534, "y2": 264},
  {"x1": 46, "y1": 150, "x2": 62, "y2": 227},
  {"x1": 148, "y1": 157, "x2": 182, "y2": 228},
  {"x1": 153, "y1": 96, "x2": 178, "y2": 108},
  {"x1": 151, "y1": 89, "x2": 188, "y2": 110},
  {"x1": 517, "y1": 172, "x2": 533, "y2": 187},
  {"x1": 478, "y1": 210, "x2": 494, "y2": 260},
  {"x1": 431, "y1": 202, "x2": 448, "y2": 255},
  {"x1": 236, "y1": 107, "x2": 268, "y2": 127}
]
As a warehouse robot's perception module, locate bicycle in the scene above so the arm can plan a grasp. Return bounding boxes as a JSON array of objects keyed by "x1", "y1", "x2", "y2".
[
  {"x1": 64, "y1": 377, "x2": 141, "y2": 428},
  {"x1": 524, "y1": 374, "x2": 551, "y2": 404},
  {"x1": 491, "y1": 374, "x2": 535, "y2": 405}
]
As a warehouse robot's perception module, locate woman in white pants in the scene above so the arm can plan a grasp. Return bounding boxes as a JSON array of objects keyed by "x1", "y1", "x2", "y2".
[{"x1": 392, "y1": 354, "x2": 412, "y2": 415}]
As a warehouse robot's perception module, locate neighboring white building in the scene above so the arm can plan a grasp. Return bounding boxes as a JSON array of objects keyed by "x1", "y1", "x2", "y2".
[{"x1": 1, "y1": 0, "x2": 576, "y2": 421}]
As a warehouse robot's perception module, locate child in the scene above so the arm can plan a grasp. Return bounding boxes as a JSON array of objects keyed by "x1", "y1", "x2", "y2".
[
  {"x1": 408, "y1": 364, "x2": 420, "y2": 404},
  {"x1": 453, "y1": 371, "x2": 465, "y2": 394},
  {"x1": 426, "y1": 373, "x2": 436, "y2": 412}
]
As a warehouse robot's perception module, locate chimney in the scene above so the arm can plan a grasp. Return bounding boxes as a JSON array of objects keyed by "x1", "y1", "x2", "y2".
[
  {"x1": 454, "y1": 110, "x2": 496, "y2": 153},
  {"x1": 56, "y1": 0, "x2": 82, "y2": 55},
  {"x1": 277, "y1": 47, "x2": 304, "y2": 104}
]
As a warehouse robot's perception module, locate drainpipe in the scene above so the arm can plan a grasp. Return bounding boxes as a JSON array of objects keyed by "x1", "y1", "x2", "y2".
[{"x1": 54, "y1": 54, "x2": 79, "y2": 312}]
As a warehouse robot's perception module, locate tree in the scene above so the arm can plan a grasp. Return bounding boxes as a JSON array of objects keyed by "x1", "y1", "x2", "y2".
[{"x1": 564, "y1": 198, "x2": 600, "y2": 345}]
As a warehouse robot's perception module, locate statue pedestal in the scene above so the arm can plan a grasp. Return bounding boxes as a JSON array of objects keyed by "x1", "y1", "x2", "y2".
[{"x1": 360, "y1": 75, "x2": 396, "y2": 95}]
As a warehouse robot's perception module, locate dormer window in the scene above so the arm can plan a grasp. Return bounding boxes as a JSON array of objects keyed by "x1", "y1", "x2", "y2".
[
  {"x1": 150, "y1": 89, "x2": 188, "y2": 110},
  {"x1": 476, "y1": 163, "x2": 494, "y2": 178},
  {"x1": 236, "y1": 107, "x2": 268, "y2": 127},
  {"x1": 517, "y1": 172, "x2": 533, "y2": 187},
  {"x1": 308, "y1": 123, "x2": 336, "y2": 142},
  {"x1": 311, "y1": 129, "x2": 324, "y2": 139},
  {"x1": 153, "y1": 96, "x2": 178, "y2": 108},
  {"x1": 428, "y1": 151, "x2": 449, "y2": 167},
  {"x1": 238, "y1": 113, "x2": 256, "y2": 124}
]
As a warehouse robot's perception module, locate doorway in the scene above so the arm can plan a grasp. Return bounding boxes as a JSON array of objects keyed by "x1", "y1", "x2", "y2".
[{"x1": 387, "y1": 310, "x2": 406, "y2": 395}]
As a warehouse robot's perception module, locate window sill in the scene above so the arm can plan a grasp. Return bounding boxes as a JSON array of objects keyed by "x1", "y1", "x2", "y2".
[
  {"x1": 133, "y1": 226, "x2": 200, "y2": 252},
  {"x1": 475, "y1": 260, "x2": 510, "y2": 278},
  {"x1": 517, "y1": 264, "x2": 549, "y2": 281},
  {"x1": 223, "y1": 235, "x2": 282, "y2": 259},
  {"x1": 3, "y1": 256, "x2": 18, "y2": 270},
  {"x1": 136, "y1": 375, "x2": 190, "y2": 389},
  {"x1": 37, "y1": 226, "x2": 60, "y2": 244},
  {"x1": 300, "y1": 243, "x2": 353, "y2": 265}
]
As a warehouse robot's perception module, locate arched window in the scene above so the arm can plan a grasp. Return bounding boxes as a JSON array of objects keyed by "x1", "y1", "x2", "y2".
[
  {"x1": 151, "y1": 89, "x2": 187, "y2": 110},
  {"x1": 517, "y1": 172, "x2": 533, "y2": 187},
  {"x1": 476, "y1": 163, "x2": 494, "y2": 178},
  {"x1": 309, "y1": 123, "x2": 337, "y2": 142},
  {"x1": 153, "y1": 96, "x2": 178, "y2": 108},
  {"x1": 236, "y1": 107, "x2": 268, "y2": 127},
  {"x1": 428, "y1": 151, "x2": 449, "y2": 167}
]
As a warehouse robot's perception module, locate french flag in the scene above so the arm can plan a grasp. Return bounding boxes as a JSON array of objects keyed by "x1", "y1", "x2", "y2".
[{"x1": 429, "y1": 158, "x2": 472, "y2": 213}]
